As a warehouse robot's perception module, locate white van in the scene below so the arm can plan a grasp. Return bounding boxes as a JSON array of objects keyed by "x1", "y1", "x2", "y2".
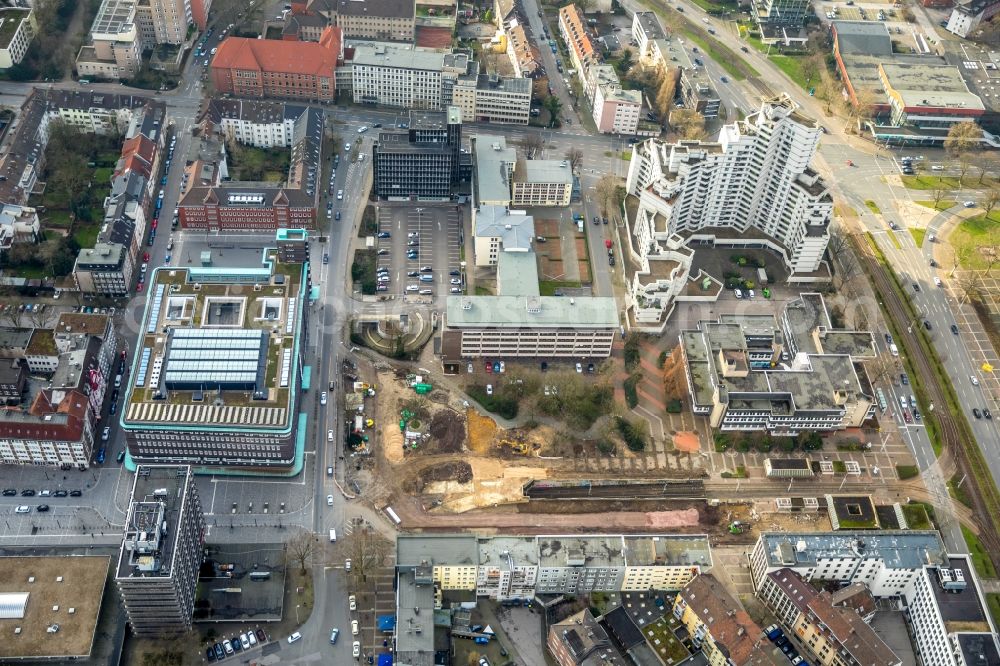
[
  {"x1": 329, "y1": 529, "x2": 336, "y2": 542},
  {"x1": 889, "y1": 343, "x2": 899, "y2": 356}
]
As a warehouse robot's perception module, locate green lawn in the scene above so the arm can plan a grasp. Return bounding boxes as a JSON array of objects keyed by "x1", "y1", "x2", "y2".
[
  {"x1": 949, "y1": 212, "x2": 1000, "y2": 270},
  {"x1": 988, "y1": 594, "x2": 1000, "y2": 636},
  {"x1": 769, "y1": 54, "x2": 811, "y2": 90},
  {"x1": 538, "y1": 279, "x2": 582, "y2": 296},
  {"x1": 642, "y1": 617, "x2": 691, "y2": 664},
  {"x1": 72, "y1": 224, "x2": 100, "y2": 249},
  {"x1": 865, "y1": 200, "x2": 881, "y2": 214},
  {"x1": 915, "y1": 200, "x2": 956, "y2": 211},
  {"x1": 901, "y1": 503, "x2": 931, "y2": 529},
  {"x1": 901, "y1": 174, "x2": 962, "y2": 190},
  {"x1": 7, "y1": 265, "x2": 47, "y2": 279},
  {"x1": 909, "y1": 228, "x2": 925, "y2": 247},
  {"x1": 92, "y1": 167, "x2": 114, "y2": 184},
  {"x1": 896, "y1": 464, "x2": 919, "y2": 480},
  {"x1": 962, "y1": 524, "x2": 998, "y2": 578},
  {"x1": 42, "y1": 209, "x2": 73, "y2": 228}
]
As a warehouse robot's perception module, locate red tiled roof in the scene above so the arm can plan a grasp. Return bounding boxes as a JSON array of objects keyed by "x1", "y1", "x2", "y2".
[
  {"x1": 115, "y1": 134, "x2": 156, "y2": 179},
  {"x1": 212, "y1": 26, "x2": 342, "y2": 76}
]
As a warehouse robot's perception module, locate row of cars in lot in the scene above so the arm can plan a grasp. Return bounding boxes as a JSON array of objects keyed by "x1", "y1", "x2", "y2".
[
  {"x1": 206, "y1": 628, "x2": 266, "y2": 662},
  {"x1": 6, "y1": 487, "x2": 84, "y2": 514},
  {"x1": 764, "y1": 624, "x2": 810, "y2": 665}
]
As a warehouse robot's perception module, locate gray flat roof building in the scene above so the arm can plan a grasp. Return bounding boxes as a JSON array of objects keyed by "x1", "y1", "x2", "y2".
[
  {"x1": 397, "y1": 535, "x2": 479, "y2": 568},
  {"x1": 756, "y1": 531, "x2": 948, "y2": 571}
]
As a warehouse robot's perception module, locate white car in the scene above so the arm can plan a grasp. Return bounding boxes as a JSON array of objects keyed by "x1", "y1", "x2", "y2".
[
  {"x1": 349, "y1": 594, "x2": 357, "y2": 610},
  {"x1": 408, "y1": 232, "x2": 419, "y2": 238},
  {"x1": 327, "y1": 429, "x2": 334, "y2": 441},
  {"x1": 345, "y1": 558, "x2": 352, "y2": 571},
  {"x1": 287, "y1": 632, "x2": 302, "y2": 644},
  {"x1": 102, "y1": 426, "x2": 111, "y2": 441},
  {"x1": 320, "y1": 391, "x2": 328, "y2": 405},
  {"x1": 358, "y1": 126, "x2": 368, "y2": 133},
  {"x1": 336, "y1": 190, "x2": 343, "y2": 200},
  {"x1": 964, "y1": 200, "x2": 976, "y2": 208},
  {"x1": 240, "y1": 634, "x2": 250, "y2": 649},
  {"x1": 499, "y1": 361, "x2": 505, "y2": 373},
  {"x1": 450, "y1": 278, "x2": 461, "y2": 285},
  {"x1": 352, "y1": 641, "x2": 361, "y2": 657},
  {"x1": 406, "y1": 284, "x2": 419, "y2": 292},
  {"x1": 576, "y1": 362, "x2": 583, "y2": 373},
  {"x1": 467, "y1": 363, "x2": 473, "y2": 373},
  {"x1": 247, "y1": 631, "x2": 257, "y2": 647},
  {"x1": 934, "y1": 277, "x2": 943, "y2": 287},
  {"x1": 972, "y1": 375, "x2": 980, "y2": 386},
  {"x1": 327, "y1": 494, "x2": 334, "y2": 506},
  {"x1": 352, "y1": 620, "x2": 359, "y2": 635},
  {"x1": 345, "y1": 143, "x2": 351, "y2": 151},
  {"x1": 14, "y1": 505, "x2": 29, "y2": 513},
  {"x1": 450, "y1": 287, "x2": 462, "y2": 293},
  {"x1": 486, "y1": 384, "x2": 493, "y2": 396},
  {"x1": 418, "y1": 289, "x2": 433, "y2": 295}
]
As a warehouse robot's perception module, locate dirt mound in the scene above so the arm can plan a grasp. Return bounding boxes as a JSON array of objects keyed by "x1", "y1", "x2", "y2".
[
  {"x1": 429, "y1": 410, "x2": 466, "y2": 453},
  {"x1": 415, "y1": 461, "x2": 473, "y2": 492},
  {"x1": 467, "y1": 409, "x2": 497, "y2": 454}
]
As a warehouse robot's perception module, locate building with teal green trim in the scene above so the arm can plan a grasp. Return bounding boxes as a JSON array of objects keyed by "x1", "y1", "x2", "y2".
[{"x1": 120, "y1": 234, "x2": 309, "y2": 471}]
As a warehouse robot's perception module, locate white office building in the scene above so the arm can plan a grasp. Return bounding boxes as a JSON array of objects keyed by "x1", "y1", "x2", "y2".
[{"x1": 351, "y1": 43, "x2": 471, "y2": 110}]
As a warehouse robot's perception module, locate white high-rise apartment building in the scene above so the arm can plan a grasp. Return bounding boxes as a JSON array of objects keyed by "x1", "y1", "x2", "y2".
[{"x1": 626, "y1": 94, "x2": 831, "y2": 276}]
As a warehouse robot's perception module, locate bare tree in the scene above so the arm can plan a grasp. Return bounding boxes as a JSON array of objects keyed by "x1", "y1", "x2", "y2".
[
  {"x1": 1, "y1": 302, "x2": 21, "y2": 328},
  {"x1": 594, "y1": 175, "x2": 621, "y2": 219},
  {"x1": 864, "y1": 353, "x2": 896, "y2": 386},
  {"x1": 983, "y1": 188, "x2": 1000, "y2": 216},
  {"x1": 654, "y1": 65, "x2": 679, "y2": 121},
  {"x1": 28, "y1": 307, "x2": 51, "y2": 330},
  {"x1": 285, "y1": 531, "x2": 320, "y2": 575},
  {"x1": 521, "y1": 133, "x2": 545, "y2": 159},
  {"x1": 944, "y1": 121, "x2": 982, "y2": 158},
  {"x1": 335, "y1": 523, "x2": 392, "y2": 584},
  {"x1": 565, "y1": 147, "x2": 584, "y2": 173},
  {"x1": 958, "y1": 151, "x2": 974, "y2": 184},
  {"x1": 931, "y1": 186, "x2": 948, "y2": 208},
  {"x1": 670, "y1": 109, "x2": 706, "y2": 140},
  {"x1": 845, "y1": 88, "x2": 878, "y2": 129}
]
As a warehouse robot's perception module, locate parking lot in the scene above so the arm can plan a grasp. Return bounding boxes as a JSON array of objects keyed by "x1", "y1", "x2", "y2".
[{"x1": 375, "y1": 205, "x2": 464, "y2": 302}]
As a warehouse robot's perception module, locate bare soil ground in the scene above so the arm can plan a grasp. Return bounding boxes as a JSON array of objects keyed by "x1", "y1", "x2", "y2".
[{"x1": 428, "y1": 410, "x2": 466, "y2": 453}]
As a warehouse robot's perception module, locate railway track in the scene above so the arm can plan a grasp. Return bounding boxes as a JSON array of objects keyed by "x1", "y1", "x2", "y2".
[
  {"x1": 524, "y1": 479, "x2": 706, "y2": 500},
  {"x1": 852, "y1": 235, "x2": 1000, "y2": 560}
]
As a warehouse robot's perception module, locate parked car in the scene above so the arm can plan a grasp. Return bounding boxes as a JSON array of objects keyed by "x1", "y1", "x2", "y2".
[{"x1": 287, "y1": 632, "x2": 302, "y2": 644}]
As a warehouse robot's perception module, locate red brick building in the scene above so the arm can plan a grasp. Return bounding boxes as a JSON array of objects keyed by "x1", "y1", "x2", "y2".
[
  {"x1": 179, "y1": 188, "x2": 317, "y2": 231},
  {"x1": 210, "y1": 26, "x2": 342, "y2": 102}
]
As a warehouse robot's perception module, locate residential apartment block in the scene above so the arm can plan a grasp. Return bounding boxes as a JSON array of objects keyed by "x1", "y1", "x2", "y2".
[
  {"x1": 372, "y1": 108, "x2": 463, "y2": 200},
  {"x1": 0, "y1": 203, "x2": 40, "y2": 253},
  {"x1": 397, "y1": 534, "x2": 712, "y2": 603},
  {"x1": 558, "y1": 4, "x2": 598, "y2": 82},
  {"x1": 298, "y1": 0, "x2": 415, "y2": 41},
  {"x1": 750, "y1": 532, "x2": 1000, "y2": 666},
  {"x1": 622, "y1": 95, "x2": 830, "y2": 329},
  {"x1": 0, "y1": 8, "x2": 37, "y2": 70},
  {"x1": 0, "y1": 313, "x2": 116, "y2": 468},
  {"x1": 752, "y1": 0, "x2": 810, "y2": 44},
  {"x1": 211, "y1": 27, "x2": 341, "y2": 102},
  {"x1": 547, "y1": 609, "x2": 631, "y2": 666},
  {"x1": 76, "y1": 0, "x2": 143, "y2": 79},
  {"x1": 681, "y1": 294, "x2": 875, "y2": 434},
  {"x1": 116, "y1": 465, "x2": 205, "y2": 636},
  {"x1": 179, "y1": 101, "x2": 322, "y2": 231},
  {"x1": 593, "y1": 73, "x2": 641, "y2": 134},
  {"x1": 119, "y1": 247, "x2": 309, "y2": 471},
  {"x1": 673, "y1": 574, "x2": 784, "y2": 665},
  {"x1": 633, "y1": 14, "x2": 720, "y2": 119},
  {"x1": 758, "y1": 568, "x2": 900, "y2": 666},
  {"x1": 351, "y1": 43, "x2": 470, "y2": 109}
]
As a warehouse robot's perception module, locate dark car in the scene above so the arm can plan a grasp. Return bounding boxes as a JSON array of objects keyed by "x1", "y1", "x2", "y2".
[
  {"x1": 2, "y1": 489, "x2": 15, "y2": 496},
  {"x1": 540, "y1": 361, "x2": 548, "y2": 371},
  {"x1": 912, "y1": 283, "x2": 920, "y2": 292},
  {"x1": 96, "y1": 448, "x2": 106, "y2": 464},
  {"x1": 214, "y1": 643, "x2": 225, "y2": 660},
  {"x1": 951, "y1": 324, "x2": 959, "y2": 335},
  {"x1": 117, "y1": 449, "x2": 127, "y2": 463},
  {"x1": 587, "y1": 363, "x2": 595, "y2": 373},
  {"x1": 884, "y1": 333, "x2": 892, "y2": 344},
  {"x1": 69, "y1": 490, "x2": 82, "y2": 497},
  {"x1": 450, "y1": 270, "x2": 460, "y2": 276},
  {"x1": 207, "y1": 647, "x2": 216, "y2": 662},
  {"x1": 20, "y1": 489, "x2": 34, "y2": 497},
  {"x1": 985, "y1": 408, "x2": 993, "y2": 419},
  {"x1": 609, "y1": 256, "x2": 615, "y2": 265},
  {"x1": 973, "y1": 408, "x2": 982, "y2": 419},
  {"x1": 231, "y1": 636, "x2": 242, "y2": 652},
  {"x1": 923, "y1": 320, "x2": 932, "y2": 330},
  {"x1": 901, "y1": 374, "x2": 908, "y2": 385},
  {"x1": 36, "y1": 504, "x2": 49, "y2": 512},
  {"x1": 53, "y1": 490, "x2": 67, "y2": 497},
  {"x1": 256, "y1": 629, "x2": 266, "y2": 643}
]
